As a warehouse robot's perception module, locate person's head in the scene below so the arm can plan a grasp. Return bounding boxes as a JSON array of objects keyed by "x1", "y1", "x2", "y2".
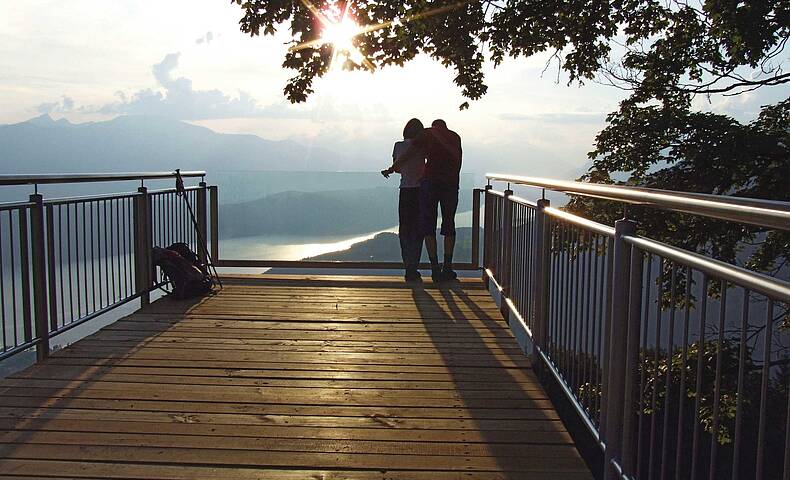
[
  {"x1": 431, "y1": 119, "x2": 447, "y2": 129},
  {"x1": 403, "y1": 118, "x2": 424, "y2": 139}
]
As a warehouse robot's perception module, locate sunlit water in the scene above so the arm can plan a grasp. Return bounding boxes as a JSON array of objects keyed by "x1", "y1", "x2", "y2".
[{"x1": 218, "y1": 211, "x2": 474, "y2": 262}]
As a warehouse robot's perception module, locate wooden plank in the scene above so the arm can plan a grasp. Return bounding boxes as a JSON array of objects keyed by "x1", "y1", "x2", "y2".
[
  {"x1": 0, "y1": 430, "x2": 583, "y2": 458},
  {"x1": 0, "y1": 444, "x2": 591, "y2": 472},
  {"x1": 0, "y1": 418, "x2": 574, "y2": 444},
  {"x1": 0, "y1": 398, "x2": 560, "y2": 422},
  {"x1": 0, "y1": 407, "x2": 566, "y2": 430},
  {"x1": 11, "y1": 363, "x2": 539, "y2": 383},
  {"x1": 0, "y1": 459, "x2": 594, "y2": 480}
]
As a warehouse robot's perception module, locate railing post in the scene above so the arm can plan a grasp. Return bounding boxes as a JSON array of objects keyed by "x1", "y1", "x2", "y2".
[
  {"x1": 471, "y1": 188, "x2": 481, "y2": 268},
  {"x1": 209, "y1": 185, "x2": 219, "y2": 262},
  {"x1": 482, "y1": 185, "x2": 493, "y2": 285},
  {"x1": 532, "y1": 198, "x2": 551, "y2": 368},
  {"x1": 621, "y1": 244, "x2": 644, "y2": 477},
  {"x1": 197, "y1": 181, "x2": 208, "y2": 265},
  {"x1": 498, "y1": 188, "x2": 514, "y2": 319},
  {"x1": 603, "y1": 218, "x2": 637, "y2": 479},
  {"x1": 29, "y1": 194, "x2": 50, "y2": 362},
  {"x1": 133, "y1": 186, "x2": 151, "y2": 306}
]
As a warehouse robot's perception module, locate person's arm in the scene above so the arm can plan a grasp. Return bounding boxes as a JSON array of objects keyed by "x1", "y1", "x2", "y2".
[
  {"x1": 384, "y1": 133, "x2": 426, "y2": 174},
  {"x1": 381, "y1": 143, "x2": 399, "y2": 178}
]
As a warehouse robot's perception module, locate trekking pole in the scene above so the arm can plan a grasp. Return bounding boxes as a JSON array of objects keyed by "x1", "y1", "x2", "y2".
[{"x1": 174, "y1": 169, "x2": 223, "y2": 289}]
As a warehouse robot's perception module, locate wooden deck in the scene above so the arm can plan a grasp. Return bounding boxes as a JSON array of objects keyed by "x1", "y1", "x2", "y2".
[{"x1": 0, "y1": 275, "x2": 592, "y2": 479}]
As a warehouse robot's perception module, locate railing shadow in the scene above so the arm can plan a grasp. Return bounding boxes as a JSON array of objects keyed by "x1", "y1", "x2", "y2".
[{"x1": 409, "y1": 280, "x2": 590, "y2": 478}]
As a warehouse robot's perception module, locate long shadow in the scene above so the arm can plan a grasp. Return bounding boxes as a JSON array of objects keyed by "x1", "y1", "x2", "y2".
[{"x1": 410, "y1": 279, "x2": 591, "y2": 479}]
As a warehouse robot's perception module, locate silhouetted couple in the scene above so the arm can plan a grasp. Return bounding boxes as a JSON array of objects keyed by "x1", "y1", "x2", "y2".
[{"x1": 382, "y1": 118, "x2": 462, "y2": 283}]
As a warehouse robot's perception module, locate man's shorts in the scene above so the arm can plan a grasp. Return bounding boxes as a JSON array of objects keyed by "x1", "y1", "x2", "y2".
[{"x1": 419, "y1": 179, "x2": 459, "y2": 236}]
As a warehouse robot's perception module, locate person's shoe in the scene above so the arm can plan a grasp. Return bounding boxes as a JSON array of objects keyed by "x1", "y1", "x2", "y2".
[
  {"x1": 440, "y1": 267, "x2": 458, "y2": 281},
  {"x1": 431, "y1": 267, "x2": 443, "y2": 283},
  {"x1": 405, "y1": 270, "x2": 422, "y2": 282}
]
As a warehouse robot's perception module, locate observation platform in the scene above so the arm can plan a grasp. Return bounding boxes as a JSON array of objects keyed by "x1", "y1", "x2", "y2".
[{"x1": 0, "y1": 275, "x2": 591, "y2": 479}]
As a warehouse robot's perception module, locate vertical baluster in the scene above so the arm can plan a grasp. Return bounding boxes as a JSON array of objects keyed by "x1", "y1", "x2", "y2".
[
  {"x1": 9, "y1": 210, "x2": 18, "y2": 344},
  {"x1": 104, "y1": 199, "x2": 111, "y2": 305},
  {"x1": 19, "y1": 206, "x2": 31, "y2": 344},
  {"x1": 57, "y1": 206, "x2": 65, "y2": 324},
  {"x1": 560, "y1": 223, "x2": 569, "y2": 379},
  {"x1": 675, "y1": 266, "x2": 692, "y2": 479},
  {"x1": 45, "y1": 205, "x2": 58, "y2": 331},
  {"x1": 690, "y1": 275, "x2": 710, "y2": 479},
  {"x1": 0, "y1": 212, "x2": 6, "y2": 352},
  {"x1": 82, "y1": 202, "x2": 88, "y2": 315},
  {"x1": 755, "y1": 299, "x2": 774, "y2": 479},
  {"x1": 548, "y1": 220, "x2": 559, "y2": 362},
  {"x1": 127, "y1": 198, "x2": 133, "y2": 297},
  {"x1": 591, "y1": 234, "x2": 601, "y2": 423},
  {"x1": 116, "y1": 198, "x2": 123, "y2": 302},
  {"x1": 660, "y1": 263, "x2": 678, "y2": 480},
  {"x1": 209, "y1": 185, "x2": 219, "y2": 262},
  {"x1": 783, "y1": 369, "x2": 790, "y2": 480},
  {"x1": 708, "y1": 281, "x2": 726, "y2": 480},
  {"x1": 648, "y1": 258, "x2": 665, "y2": 480},
  {"x1": 582, "y1": 233, "x2": 593, "y2": 414},
  {"x1": 0, "y1": 213, "x2": 7, "y2": 350},
  {"x1": 637, "y1": 254, "x2": 654, "y2": 479},
  {"x1": 95, "y1": 201, "x2": 102, "y2": 310},
  {"x1": 89, "y1": 201, "x2": 96, "y2": 313},
  {"x1": 571, "y1": 227, "x2": 581, "y2": 393}
]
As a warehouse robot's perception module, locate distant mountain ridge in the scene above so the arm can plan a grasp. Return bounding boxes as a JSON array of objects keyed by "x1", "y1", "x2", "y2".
[{"x1": 0, "y1": 114, "x2": 349, "y2": 174}]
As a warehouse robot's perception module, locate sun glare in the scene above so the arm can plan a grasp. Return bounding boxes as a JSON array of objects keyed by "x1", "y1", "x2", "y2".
[{"x1": 321, "y1": 16, "x2": 366, "y2": 68}]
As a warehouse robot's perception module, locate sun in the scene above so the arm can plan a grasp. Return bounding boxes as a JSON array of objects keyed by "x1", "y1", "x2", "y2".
[
  {"x1": 321, "y1": 17, "x2": 359, "y2": 55},
  {"x1": 289, "y1": 1, "x2": 371, "y2": 70},
  {"x1": 321, "y1": 16, "x2": 366, "y2": 67}
]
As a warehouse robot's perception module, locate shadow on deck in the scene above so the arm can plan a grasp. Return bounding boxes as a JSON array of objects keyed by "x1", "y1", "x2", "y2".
[{"x1": 0, "y1": 275, "x2": 592, "y2": 479}]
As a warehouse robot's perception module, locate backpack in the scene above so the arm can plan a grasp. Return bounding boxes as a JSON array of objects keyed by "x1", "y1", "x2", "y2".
[{"x1": 152, "y1": 244, "x2": 213, "y2": 299}]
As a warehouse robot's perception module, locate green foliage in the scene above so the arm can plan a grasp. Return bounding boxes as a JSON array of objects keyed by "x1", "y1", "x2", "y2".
[{"x1": 567, "y1": 98, "x2": 790, "y2": 273}]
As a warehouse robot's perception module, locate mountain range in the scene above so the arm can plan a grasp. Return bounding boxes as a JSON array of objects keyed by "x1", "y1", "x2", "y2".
[{"x1": 0, "y1": 114, "x2": 349, "y2": 174}]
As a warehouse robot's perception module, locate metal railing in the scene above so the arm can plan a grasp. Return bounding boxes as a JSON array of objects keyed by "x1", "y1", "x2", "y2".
[
  {"x1": 482, "y1": 175, "x2": 790, "y2": 480},
  {"x1": 0, "y1": 172, "x2": 207, "y2": 363},
  {"x1": 207, "y1": 185, "x2": 482, "y2": 271}
]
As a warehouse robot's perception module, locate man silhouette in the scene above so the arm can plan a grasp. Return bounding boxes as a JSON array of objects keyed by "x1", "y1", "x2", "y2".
[{"x1": 385, "y1": 119, "x2": 462, "y2": 282}]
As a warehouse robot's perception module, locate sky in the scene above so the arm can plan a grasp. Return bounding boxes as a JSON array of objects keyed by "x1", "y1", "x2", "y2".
[{"x1": 1, "y1": 0, "x2": 787, "y2": 179}]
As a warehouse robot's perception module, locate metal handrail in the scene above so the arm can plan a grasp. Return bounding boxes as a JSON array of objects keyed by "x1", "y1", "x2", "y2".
[
  {"x1": 624, "y1": 234, "x2": 790, "y2": 303},
  {"x1": 0, "y1": 171, "x2": 206, "y2": 186},
  {"x1": 486, "y1": 173, "x2": 790, "y2": 231}
]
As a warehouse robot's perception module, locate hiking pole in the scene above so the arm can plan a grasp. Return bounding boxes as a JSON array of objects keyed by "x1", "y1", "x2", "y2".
[{"x1": 174, "y1": 169, "x2": 223, "y2": 289}]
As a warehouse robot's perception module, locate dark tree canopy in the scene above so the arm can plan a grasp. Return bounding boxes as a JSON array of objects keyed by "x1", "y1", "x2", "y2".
[
  {"x1": 231, "y1": 0, "x2": 790, "y2": 272},
  {"x1": 231, "y1": 0, "x2": 789, "y2": 107}
]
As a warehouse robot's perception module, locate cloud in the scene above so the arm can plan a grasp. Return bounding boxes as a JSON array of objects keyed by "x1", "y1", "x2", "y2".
[
  {"x1": 195, "y1": 31, "x2": 214, "y2": 45},
  {"x1": 95, "y1": 52, "x2": 310, "y2": 120},
  {"x1": 36, "y1": 96, "x2": 75, "y2": 114}
]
